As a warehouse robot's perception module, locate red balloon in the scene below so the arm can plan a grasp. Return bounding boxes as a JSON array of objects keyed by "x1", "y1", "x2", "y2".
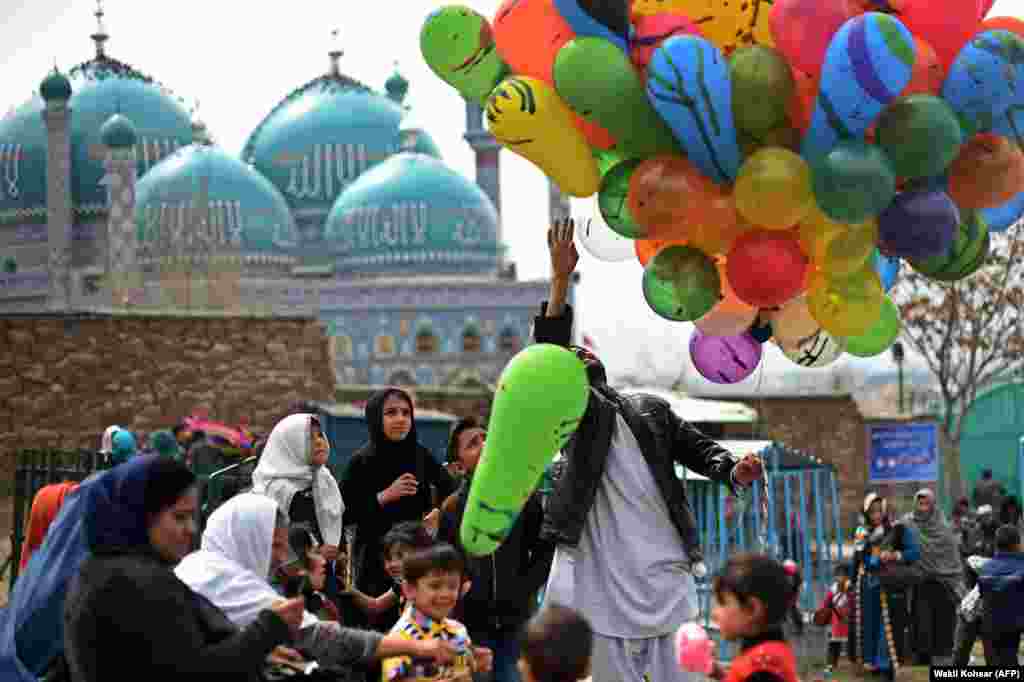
[
  {"x1": 631, "y1": 12, "x2": 704, "y2": 71},
  {"x1": 899, "y1": 0, "x2": 981, "y2": 70},
  {"x1": 726, "y1": 230, "x2": 809, "y2": 308},
  {"x1": 899, "y1": 37, "x2": 944, "y2": 96},
  {"x1": 981, "y1": 16, "x2": 1024, "y2": 38},
  {"x1": 770, "y1": 0, "x2": 856, "y2": 77},
  {"x1": 788, "y1": 67, "x2": 818, "y2": 134}
]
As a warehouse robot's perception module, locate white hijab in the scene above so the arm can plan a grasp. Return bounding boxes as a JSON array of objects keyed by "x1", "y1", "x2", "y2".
[
  {"x1": 100, "y1": 425, "x2": 121, "y2": 454},
  {"x1": 251, "y1": 413, "x2": 344, "y2": 547},
  {"x1": 175, "y1": 493, "x2": 318, "y2": 630}
]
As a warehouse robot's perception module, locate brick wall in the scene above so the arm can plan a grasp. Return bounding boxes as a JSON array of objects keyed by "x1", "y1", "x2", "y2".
[{"x1": 0, "y1": 314, "x2": 335, "y2": 488}]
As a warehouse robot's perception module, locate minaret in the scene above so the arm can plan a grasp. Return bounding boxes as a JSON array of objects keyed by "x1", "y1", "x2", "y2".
[
  {"x1": 100, "y1": 112, "x2": 138, "y2": 308},
  {"x1": 40, "y1": 68, "x2": 73, "y2": 311},
  {"x1": 464, "y1": 102, "x2": 503, "y2": 267}
]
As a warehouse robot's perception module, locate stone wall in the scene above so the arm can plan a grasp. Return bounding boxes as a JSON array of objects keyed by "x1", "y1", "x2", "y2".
[{"x1": 0, "y1": 314, "x2": 335, "y2": 489}]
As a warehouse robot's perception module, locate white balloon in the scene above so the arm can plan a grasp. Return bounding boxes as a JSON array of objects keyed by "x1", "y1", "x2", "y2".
[
  {"x1": 575, "y1": 197, "x2": 635, "y2": 263},
  {"x1": 778, "y1": 328, "x2": 847, "y2": 368}
]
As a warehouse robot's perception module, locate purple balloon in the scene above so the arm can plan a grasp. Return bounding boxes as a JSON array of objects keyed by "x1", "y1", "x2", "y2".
[
  {"x1": 689, "y1": 330, "x2": 764, "y2": 384},
  {"x1": 878, "y1": 189, "x2": 958, "y2": 260}
]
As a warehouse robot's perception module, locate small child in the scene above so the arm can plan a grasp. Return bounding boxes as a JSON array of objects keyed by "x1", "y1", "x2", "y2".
[
  {"x1": 710, "y1": 553, "x2": 800, "y2": 682},
  {"x1": 517, "y1": 605, "x2": 593, "y2": 682},
  {"x1": 382, "y1": 544, "x2": 476, "y2": 682},
  {"x1": 350, "y1": 521, "x2": 435, "y2": 620},
  {"x1": 818, "y1": 565, "x2": 851, "y2": 675}
]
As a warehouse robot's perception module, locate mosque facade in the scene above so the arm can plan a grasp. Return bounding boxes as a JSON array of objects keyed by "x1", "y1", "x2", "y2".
[{"x1": 0, "y1": 10, "x2": 573, "y2": 389}]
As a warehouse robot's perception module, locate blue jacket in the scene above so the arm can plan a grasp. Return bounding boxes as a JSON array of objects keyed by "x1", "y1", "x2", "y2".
[{"x1": 978, "y1": 550, "x2": 1024, "y2": 633}]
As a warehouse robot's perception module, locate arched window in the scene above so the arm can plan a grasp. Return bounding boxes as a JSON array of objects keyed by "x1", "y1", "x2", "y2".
[
  {"x1": 415, "y1": 324, "x2": 439, "y2": 354},
  {"x1": 498, "y1": 326, "x2": 520, "y2": 353},
  {"x1": 462, "y1": 322, "x2": 482, "y2": 353}
]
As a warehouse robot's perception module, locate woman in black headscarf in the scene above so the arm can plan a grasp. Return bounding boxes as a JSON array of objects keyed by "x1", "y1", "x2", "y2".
[
  {"x1": 340, "y1": 388, "x2": 456, "y2": 626},
  {"x1": 63, "y1": 455, "x2": 304, "y2": 681}
]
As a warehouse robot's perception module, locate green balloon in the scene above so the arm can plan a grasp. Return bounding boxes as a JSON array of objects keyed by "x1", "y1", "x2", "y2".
[
  {"x1": 593, "y1": 146, "x2": 628, "y2": 177},
  {"x1": 420, "y1": 6, "x2": 509, "y2": 105},
  {"x1": 845, "y1": 296, "x2": 901, "y2": 358},
  {"x1": 642, "y1": 245, "x2": 721, "y2": 321},
  {"x1": 812, "y1": 140, "x2": 896, "y2": 224},
  {"x1": 598, "y1": 159, "x2": 646, "y2": 238},
  {"x1": 460, "y1": 344, "x2": 589, "y2": 556},
  {"x1": 876, "y1": 95, "x2": 963, "y2": 179},
  {"x1": 729, "y1": 46, "x2": 794, "y2": 138},
  {"x1": 910, "y1": 210, "x2": 990, "y2": 281},
  {"x1": 553, "y1": 37, "x2": 680, "y2": 158}
]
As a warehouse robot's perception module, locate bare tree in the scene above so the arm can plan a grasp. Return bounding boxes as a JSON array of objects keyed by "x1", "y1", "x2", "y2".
[{"x1": 893, "y1": 221, "x2": 1024, "y2": 498}]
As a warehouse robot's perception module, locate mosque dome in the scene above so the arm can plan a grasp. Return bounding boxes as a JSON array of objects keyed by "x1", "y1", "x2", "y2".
[
  {"x1": 241, "y1": 52, "x2": 441, "y2": 220},
  {"x1": 0, "y1": 52, "x2": 193, "y2": 226},
  {"x1": 100, "y1": 113, "x2": 137, "y2": 149},
  {"x1": 324, "y1": 152, "x2": 501, "y2": 275},
  {"x1": 135, "y1": 144, "x2": 298, "y2": 261},
  {"x1": 39, "y1": 69, "x2": 72, "y2": 102}
]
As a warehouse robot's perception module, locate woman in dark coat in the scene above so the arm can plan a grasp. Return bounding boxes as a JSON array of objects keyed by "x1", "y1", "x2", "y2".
[
  {"x1": 848, "y1": 492, "x2": 921, "y2": 681},
  {"x1": 63, "y1": 455, "x2": 303, "y2": 682},
  {"x1": 340, "y1": 388, "x2": 456, "y2": 626}
]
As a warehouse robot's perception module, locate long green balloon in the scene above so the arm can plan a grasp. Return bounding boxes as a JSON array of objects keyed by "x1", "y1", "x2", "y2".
[
  {"x1": 460, "y1": 344, "x2": 589, "y2": 556},
  {"x1": 420, "y1": 6, "x2": 509, "y2": 106},
  {"x1": 554, "y1": 37, "x2": 680, "y2": 159}
]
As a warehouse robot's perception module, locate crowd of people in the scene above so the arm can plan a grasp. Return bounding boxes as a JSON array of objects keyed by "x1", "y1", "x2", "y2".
[{"x1": 7, "y1": 220, "x2": 1023, "y2": 682}]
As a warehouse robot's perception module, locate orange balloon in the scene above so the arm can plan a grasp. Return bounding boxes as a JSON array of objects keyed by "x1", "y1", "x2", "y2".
[
  {"x1": 788, "y1": 67, "x2": 818, "y2": 134},
  {"x1": 948, "y1": 134, "x2": 1024, "y2": 209},
  {"x1": 899, "y1": 37, "x2": 944, "y2": 97},
  {"x1": 685, "y1": 218, "x2": 755, "y2": 257},
  {"x1": 493, "y1": 0, "x2": 617, "y2": 150},
  {"x1": 696, "y1": 259, "x2": 759, "y2": 336},
  {"x1": 980, "y1": 16, "x2": 1024, "y2": 39},
  {"x1": 628, "y1": 155, "x2": 723, "y2": 231},
  {"x1": 635, "y1": 236, "x2": 687, "y2": 266}
]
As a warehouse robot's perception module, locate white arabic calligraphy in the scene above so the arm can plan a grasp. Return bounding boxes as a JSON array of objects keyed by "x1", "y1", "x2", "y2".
[{"x1": 285, "y1": 143, "x2": 391, "y2": 200}]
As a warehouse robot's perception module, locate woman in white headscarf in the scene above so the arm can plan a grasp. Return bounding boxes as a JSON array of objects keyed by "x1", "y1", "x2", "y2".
[
  {"x1": 252, "y1": 414, "x2": 344, "y2": 565},
  {"x1": 175, "y1": 493, "x2": 471, "y2": 681}
]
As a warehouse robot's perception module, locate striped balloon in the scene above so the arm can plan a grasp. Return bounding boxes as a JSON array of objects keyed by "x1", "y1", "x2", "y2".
[
  {"x1": 801, "y1": 13, "x2": 915, "y2": 162},
  {"x1": 947, "y1": 30, "x2": 1024, "y2": 138}
]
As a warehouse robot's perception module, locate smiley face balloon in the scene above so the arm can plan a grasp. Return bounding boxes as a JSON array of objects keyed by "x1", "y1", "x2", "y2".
[
  {"x1": 421, "y1": 6, "x2": 511, "y2": 105},
  {"x1": 486, "y1": 77, "x2": 601, "y2": 197}
]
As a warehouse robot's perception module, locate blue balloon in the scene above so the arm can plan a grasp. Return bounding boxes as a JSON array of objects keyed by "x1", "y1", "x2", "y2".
[
  {"x1": 942, "y1": 30, "x2": 1024, "y2": 137},
  {"x1": 646, "y1": 35, "x2": 742, "y2": 184},
  {"x1": 802, "y1": 13, "x2": 915, "y2": 162},
  {"x1": 979, "y1": 188, "x2": 1024, "y2": 233},
  {"x1": 553, "y1": 0, "x2": 629, "y2": 53},
  {"x1": 872, "y1": 249, "x2": 901, "y2": 292}
]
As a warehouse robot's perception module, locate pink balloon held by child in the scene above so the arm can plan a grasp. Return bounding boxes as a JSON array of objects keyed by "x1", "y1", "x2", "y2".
[{"x1": 675, "y1": 621, "x2": 714, "y2": 674}]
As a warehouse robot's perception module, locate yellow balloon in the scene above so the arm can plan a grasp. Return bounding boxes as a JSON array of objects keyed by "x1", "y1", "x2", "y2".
[
  {"x1": 734, "y1": 147, "x2": 815, "y2": 230},
  {"x1": 485, "y1": 77, "x2": 600, "y2": 197},
  {"x1": 769, "y1": 294, "x2": 819, "y2": 347},
  {"x1": 630, "y1": 0, "x2": 774, "y2": 52},
  {"x1": 821, "y1": 220, "x2": 879, "y2": 277},
  {"x1": 807, "y1": 267, "x2": 885, "y2": 338},
  {"x1": 797, "y1": 207, "x2": 844, "y2": 260}
]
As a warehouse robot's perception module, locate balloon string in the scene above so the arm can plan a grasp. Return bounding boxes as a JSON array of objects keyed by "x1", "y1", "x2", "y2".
[{"x1": 753, "y1": 350, "x2": 773, "y2": 554}]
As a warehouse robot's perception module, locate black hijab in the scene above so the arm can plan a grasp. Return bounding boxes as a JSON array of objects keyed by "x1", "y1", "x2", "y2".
[{"x1": 364, "y1": 388, "x2": 422, "y2": 461}]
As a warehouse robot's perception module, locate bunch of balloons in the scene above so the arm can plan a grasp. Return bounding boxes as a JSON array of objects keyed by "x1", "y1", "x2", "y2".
[{"x1": 421, "y1": 0, "x2": 1024, "y2": 384}]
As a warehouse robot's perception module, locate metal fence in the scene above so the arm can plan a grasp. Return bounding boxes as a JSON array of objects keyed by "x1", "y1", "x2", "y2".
[{"x1": 6, "y1": 449, "x2": 258, "y2": 589}]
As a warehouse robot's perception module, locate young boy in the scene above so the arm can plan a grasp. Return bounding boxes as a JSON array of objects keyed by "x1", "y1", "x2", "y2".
[
  {"x1": 382, "y1": 544, "x2": 476, "y2": 682},
  {"x1": 350, "y1": 521, "x2": 435, "y2": 622},
  {"x1": 518, "y1": 605, "x2": 593, "y2": 682},
  {"x1": 977, "y1": 524, "x2": 1024, "y2": 667}
]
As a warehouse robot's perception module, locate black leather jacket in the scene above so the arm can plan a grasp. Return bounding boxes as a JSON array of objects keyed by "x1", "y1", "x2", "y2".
[{"x1": 533, "y1": 303, "x2": 739, "y2": 564}]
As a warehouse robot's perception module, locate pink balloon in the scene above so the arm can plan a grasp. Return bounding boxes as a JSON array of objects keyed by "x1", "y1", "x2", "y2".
[
  {"x1": 769, "y1": 0, "x2": 856, "y2": 77},
  {"x1": 676, "y1": 622, "x2": 714, "y2": 674}
]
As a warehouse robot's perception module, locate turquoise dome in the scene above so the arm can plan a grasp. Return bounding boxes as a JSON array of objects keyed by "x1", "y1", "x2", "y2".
[
  {"x1": 242, "y1": 71, "x2": 440, "y2": 219},
  {"x1": 0, "y1": 55, "x2": 193, "y2": 225},
  {"x1": 399, "y1": 127, "x2": 442, "y2": 159},
  {"x1": 100, "y1": 113, "x2": 137, "y2": 148},
  {"x1": 325, "y1": 152, "x2": 501, "y2": 275},
  {"x1": 135, "y1": 145, "x2": 298, "y2": 256},
  {"x1": 40, "y1": 69, "x2": 72, "y2": 101}
]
